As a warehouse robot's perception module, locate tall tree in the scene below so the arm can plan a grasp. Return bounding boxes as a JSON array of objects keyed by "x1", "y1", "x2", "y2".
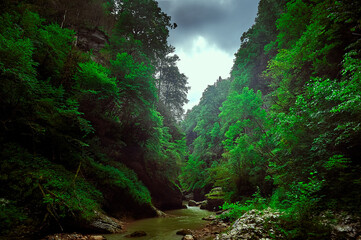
[{"x1": 157, "y1": 54, "x2": 189, "y2": 120}]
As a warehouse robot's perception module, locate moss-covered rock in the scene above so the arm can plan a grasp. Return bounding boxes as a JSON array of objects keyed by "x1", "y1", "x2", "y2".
[{"x1": 205, "y1": 187, "x2": 225, "y2": 211}]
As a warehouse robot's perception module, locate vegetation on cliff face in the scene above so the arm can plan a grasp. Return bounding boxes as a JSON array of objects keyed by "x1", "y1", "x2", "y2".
[
  {"x1": 0, "y1": 0, "x2": 189, "y2": 237},
  {"x1": 2, "y1": 0, "x2": 361, "y2": 238},
  {"x1": 182, "y1": 0, "x2": 361, "y2": 238}
]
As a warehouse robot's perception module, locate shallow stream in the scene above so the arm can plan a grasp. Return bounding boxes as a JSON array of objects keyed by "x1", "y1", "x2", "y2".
[{"x1": 104, "y1": 206, "x2": 212, "y2": 240}]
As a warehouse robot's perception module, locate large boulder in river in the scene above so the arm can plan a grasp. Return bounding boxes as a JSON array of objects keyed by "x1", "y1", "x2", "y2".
[
  {"x1": 205, "y1": 187, "x2": 225, "y2": 211},
  {"x1": 188, "y1": 200, "x2": 199, "y2": 206},
  {"x1": 125, "y1": 231, "x2": 147, "y2": 238},
  {"x1": 176, "y1": 229, "x2": 193, "y2": 235},
  {"x1": 64, "y1": 211, "x2": 124, "y2": 234}
]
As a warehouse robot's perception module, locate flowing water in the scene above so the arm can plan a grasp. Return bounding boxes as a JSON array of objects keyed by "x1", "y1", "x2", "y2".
[{"x1": 104, "y1": 205, "x2": 212, "y2": 240}]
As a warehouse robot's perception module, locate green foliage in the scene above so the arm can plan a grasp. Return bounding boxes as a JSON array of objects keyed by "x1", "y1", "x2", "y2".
[
  {"x1": 218, "y1": 87, "x2": 272, "y2": 200},
  {"x1": 0, "y1": 144, "x2": 102, "y2": 227},
  {"x1": 219, "y1": 188, "x2": 267, "y2": 222},
  {"x1": 74, "y1": 61, "x2": 117, "y2": 95},
  {"x1": 0, "y1": 12, "x2": 38, "y2": 86},
  {"x1": 0, "y1": 199, "x2": 27, "y2": 234},
  {"x1": 0, "y1": 2, "x2": 188, "y2": 235},
  {"x1": 182, "y1": 0, "x2": 361, "y2": 238},
  {"x1": 158, "y1": 54, "x2": 190, "y2": 119},
  {"x1": 180, "y1": 79, "x2": 230, "y2": 193},
  {"x1": 219, "y1": 202, "x2": 248, "y2": 222},
  {"x1": 111, "y1": 0, "x2": 173, "y2": 63},
  {"x1": 89, "y1": 160, "x2": 151, "y2": 205},
  {"x1": 180, "y1": 156, "x2": 207, "y2": 192},
  {"x1": 111, "y1": 52, "x2": 157, "y2": 114},
  {"x1": 275, "y1": 0, "x2": 311, "y2": 49},
  {"x1": 324, "y1": 155, "x2": 350, "y2": 170}
]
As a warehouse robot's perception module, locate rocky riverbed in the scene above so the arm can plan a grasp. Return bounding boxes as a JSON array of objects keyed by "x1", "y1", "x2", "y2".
[
  {"x1": 42, "y1": 233, "x2": 106, "y2": 240},
  {"x1": 214, "y1": 208, "x2": 361, "y2": 240},
  {"x1": 42, "y1": 206, "x2": 361, "y2": 240}
]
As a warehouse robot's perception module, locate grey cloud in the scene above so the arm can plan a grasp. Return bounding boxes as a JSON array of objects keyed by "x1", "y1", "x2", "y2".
[{"x1": 158, "y1": 0, "x2": 259, "y2": 54}]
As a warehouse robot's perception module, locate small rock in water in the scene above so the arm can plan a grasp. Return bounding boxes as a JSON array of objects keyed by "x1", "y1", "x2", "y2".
[
  {"x1": 182, "y1": 234, "x2": 194, "y2": 240},
  {"x1": 89, "y1": 236, "x2": 106, "y2": 240},
  {"x1": 176, "y1": 229, "x2": 193, "y2": 235},
  {"x1": 125, "y1": 231, "x2": 147, "y2": 238},
  {"x1": 202, "y1": 215, "x2": 216, "y2": 221}
]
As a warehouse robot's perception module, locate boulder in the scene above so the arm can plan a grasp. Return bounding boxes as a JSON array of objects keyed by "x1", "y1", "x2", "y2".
[
  {"x1": 206, "y1": 198, "x2": 225, "y2": 211},
  {"x1": 188, "y1": 200, "x2": 199, "y2": 206},
  {"x1": 328, "y1": 212, "x2": 361, "y2": 240},
  {"x1": 176, "y1": 229, "x2": 193, "y2": 235},
  {"x1": 182, "y1": 234, "x2": 195, "y2": 240},
  {"x1": 205, "y1": 188, "x2": 225, "y2": 211},
  {"x1": 215, "y1": 208, "x2": 282, "y2": 240},
  {"x1": 88, "y1": 212, "x2": 123, "y2": 233},
  {"x1": 125, "y1": 231, "x2": 147, "y2": 238},
  {"x1": 90, "y1": 236, "x2": 106, "y2": 240}
]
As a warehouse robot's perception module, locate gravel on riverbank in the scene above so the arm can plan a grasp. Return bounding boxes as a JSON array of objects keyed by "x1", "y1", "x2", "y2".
[{"x1": 42, "y1": 233, "x2": 105, "y2": 240}]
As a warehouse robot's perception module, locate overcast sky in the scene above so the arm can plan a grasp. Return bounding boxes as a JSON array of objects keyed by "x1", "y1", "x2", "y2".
[{"x1": 156, "y1": 0, "x2": 260, "y2": 111}]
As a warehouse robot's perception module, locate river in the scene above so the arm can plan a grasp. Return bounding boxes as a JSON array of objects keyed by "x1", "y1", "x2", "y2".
[{"x1": 104, "y1": 205, "x2": 212, "y2": 240}]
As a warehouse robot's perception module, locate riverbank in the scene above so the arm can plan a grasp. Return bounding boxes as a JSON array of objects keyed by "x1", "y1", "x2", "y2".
[
  {"x1": 42, "y1": 233, "x2": 106, "y2": 240},
  {"x1": 191, "y1": 217, "x2": 230, "y2": 240},
  {"x1": 41, "y1": 204, "x2": 225, "y2": 240}
]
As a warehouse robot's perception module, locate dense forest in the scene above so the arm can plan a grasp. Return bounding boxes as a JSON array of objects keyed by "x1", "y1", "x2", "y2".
[
  {"x1": 1, "y1": 0, "x2": 361, "y2": 239},
  {"x1": 0, "y1": 0, "x2": 189, "y2": 238},
  {"x1": 182, "y1": 0, "x2": 361, "y2": 238}
]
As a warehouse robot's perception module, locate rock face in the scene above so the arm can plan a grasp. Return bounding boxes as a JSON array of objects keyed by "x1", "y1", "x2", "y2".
[
  {"x1": 76, "y1": 28, "x2": 109, "y2": 52},
  {"x1": 126, "y1": 161, "x2": 183, "y2": 211},
  {"x1": 101, "y1": 185, "x2": 157, "y2": 219},
  {"x1": 188, "y1": 200, "x2": 199, "y2": 206},
  {"x1": 216, "y1": 208, "x2": 282, "y2": 240}
]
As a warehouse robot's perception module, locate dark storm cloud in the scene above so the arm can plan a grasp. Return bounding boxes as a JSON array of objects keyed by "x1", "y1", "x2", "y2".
[{"x1": 157, "y1": 0, "x2": 259, "y2": 53}]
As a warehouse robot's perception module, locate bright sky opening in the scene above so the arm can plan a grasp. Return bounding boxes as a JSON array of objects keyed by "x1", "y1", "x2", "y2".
[{"x1": 157, "y1": 0, "x2": 260, "y2": 111}]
